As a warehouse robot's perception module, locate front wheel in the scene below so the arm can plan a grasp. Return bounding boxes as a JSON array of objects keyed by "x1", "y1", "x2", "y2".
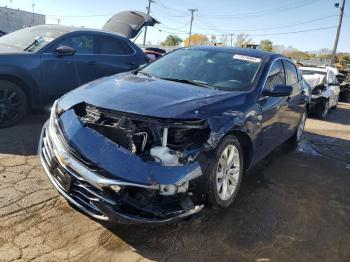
[
  {"x1": 315, "y1": 99, "x2": 329, "y2": 119},
  {"x1": 207, "y1": 135, "x2": 243, "y2": 208},
  {"x1": 0, "y1": 80, "x2": 28, "y2": 128},
  {"x1": 287, "y1": 110, "x2": 307, "y2": 146}
]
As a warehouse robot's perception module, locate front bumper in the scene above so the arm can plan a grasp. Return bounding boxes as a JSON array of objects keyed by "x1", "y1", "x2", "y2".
[{"x1": 38, "y1": 116, "x2": 204, "y2": 224}]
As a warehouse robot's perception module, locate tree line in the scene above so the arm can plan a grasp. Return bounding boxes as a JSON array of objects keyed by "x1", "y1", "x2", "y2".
[{"x1": 158, "y1": 33, "x2": 350, "y2": 63}]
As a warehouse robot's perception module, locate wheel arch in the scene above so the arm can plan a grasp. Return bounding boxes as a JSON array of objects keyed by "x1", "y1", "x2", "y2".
[
  {"x1": 0, "y1": 73, "x2": 36, "y2": 108},
  {"x1": 228, "y1": 130, "x2": 254, "y2": 171}
]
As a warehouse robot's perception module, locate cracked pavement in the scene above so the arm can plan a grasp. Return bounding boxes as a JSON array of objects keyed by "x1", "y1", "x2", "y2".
[{"x1": 0, "y1": 103, "x2": 349, "y2": 262}]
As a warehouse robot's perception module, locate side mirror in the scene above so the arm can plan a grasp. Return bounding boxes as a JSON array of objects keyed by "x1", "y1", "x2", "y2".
[
  {"x1": 55, "y1": 45, "x2": 75, "y2": 57},
  {"x1": 262, "y1": 84, "x2": 292, "y2": 97}
]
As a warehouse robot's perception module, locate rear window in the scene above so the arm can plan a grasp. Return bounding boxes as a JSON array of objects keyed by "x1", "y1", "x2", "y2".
[{"x1": 96, "y1": 36, "x2": 134, "y2": 55}]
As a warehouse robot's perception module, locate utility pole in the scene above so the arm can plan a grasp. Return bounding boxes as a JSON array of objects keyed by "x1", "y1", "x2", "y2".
[
  {"x1": 32, "y1": 0, "x2": 35, "y2": 24},
  {"x1": 230, "y1": 33, "x2": 234, "y2": 46},
  {"x1": 143, "y1": 0, "x2": 154, "y2": 46},
  {"x1": 188, "y1": 8, "x2": 198, "y2": 46},
  {"x1": 332, "y1": 0, "x2": 346, "y2": 63}
]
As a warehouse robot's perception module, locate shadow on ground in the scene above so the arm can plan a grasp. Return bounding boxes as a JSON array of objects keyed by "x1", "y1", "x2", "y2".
[
  {"x1": 96, "y1": 132, "x2": 350, "y2": 261},
  {"x1": 0, "y1": 111, "x2": 48, "y2": 156}
]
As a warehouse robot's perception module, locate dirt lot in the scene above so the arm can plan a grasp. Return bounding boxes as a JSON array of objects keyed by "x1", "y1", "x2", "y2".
[{"x1": 0, "y1": 103, "x2": 349, "y2": 262}]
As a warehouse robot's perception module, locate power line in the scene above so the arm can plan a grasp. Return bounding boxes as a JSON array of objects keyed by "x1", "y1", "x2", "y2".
[
  {"x1": 153, "y1": 2, "x2": 188, "y2": 17},
  {"x1": 155, "y1": 25, "x2": 337, "y2": 37},
  {"x1": 156, "y1": 0, "x2": 188, "y2": 16},
  {"x1": 195, "y1": 15, "x2": 337, "y2": 32},
  {"x1": 198, "y1": 0, "x2": 320, "y2": 19},
  {"x1": 46, "y1": 13, "x2": 113, "y2": 18},
  {"x1": 249, "y1": 26, "x2": 337, "y2": 37}
]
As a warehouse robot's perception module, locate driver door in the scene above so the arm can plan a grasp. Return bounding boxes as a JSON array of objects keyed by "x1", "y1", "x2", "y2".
[{"x1": 40, "y1": 34, "x2": 81, "y2": 100}]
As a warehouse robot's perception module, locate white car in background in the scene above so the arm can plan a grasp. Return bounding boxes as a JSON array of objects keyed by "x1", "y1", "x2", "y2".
[{"x1": 300, "y1": 66, "x2": 340, "y2": 119}]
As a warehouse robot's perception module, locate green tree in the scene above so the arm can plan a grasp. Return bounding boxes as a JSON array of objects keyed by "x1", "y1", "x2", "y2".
[
  {"x1": 260, "y1": 39, "x2": 273, "y2": 51},
  {"x1": 283, "y1": 49, "x2": 310, "y2": 60},
  {"x1": 184, "y1": 34, "x2": 209, "y2": 46},
  {"x1": 234, "y1": 33, "x2": 253, "y2": 48},
  {"x1": 160, "y1": 35, "x2": 183, "y2": 46}
]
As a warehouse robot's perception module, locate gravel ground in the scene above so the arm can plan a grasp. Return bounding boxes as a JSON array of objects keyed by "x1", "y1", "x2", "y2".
[{"x1": 0, "y1": 103, "x2": 349, "y2": 262}]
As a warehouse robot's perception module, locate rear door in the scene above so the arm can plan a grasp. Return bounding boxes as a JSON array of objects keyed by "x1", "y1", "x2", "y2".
[{"x1": 92, "y1": 34, "x2": 140, "y2": 78}]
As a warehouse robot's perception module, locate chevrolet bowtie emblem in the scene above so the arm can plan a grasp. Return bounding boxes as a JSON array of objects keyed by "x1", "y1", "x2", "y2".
[{"x1": 56, "y1": 152, "x2": 70, "y2": 166}]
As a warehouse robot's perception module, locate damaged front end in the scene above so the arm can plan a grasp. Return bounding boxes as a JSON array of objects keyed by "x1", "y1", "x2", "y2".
[{"x1": 39, "y1": 101, "x2": 211, "y2": 223}]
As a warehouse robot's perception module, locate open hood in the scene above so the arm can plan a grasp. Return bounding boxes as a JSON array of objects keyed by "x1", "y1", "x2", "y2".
[{"x1": 102, "y1": 11, "x2": 159, "y2": 39}]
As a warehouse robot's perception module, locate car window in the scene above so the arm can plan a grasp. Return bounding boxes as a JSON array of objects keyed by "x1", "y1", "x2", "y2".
[
  {"x1": 0, "y1": 26, "x2": 69, "y2": 52},
  {"x1": 96, "y1": 36, "x2": 134, "y2": 55},
  {"x1": 54, "y1": 34, "x2": 95, "y2": 54},
  {"x1": 296, "y1": 67, "x2": 303, "y2": 81},
  {"x1": 283, "y1": 60, "x2": 299, "y2": 85},
  {"x1": 140, "y1": 48, "x2": 262, "y2": 91},
  {"x1": 264, "y1": 59, "x2": 285, "y2": 90}
]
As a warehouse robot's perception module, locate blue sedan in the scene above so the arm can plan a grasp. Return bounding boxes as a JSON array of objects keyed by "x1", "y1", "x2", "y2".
[
  {"x1": 39, "y1": 47, "x2": 311, "y2": 223},
  {"x1": 0, "y1": 11, "x2": 158, "y2": 127}
]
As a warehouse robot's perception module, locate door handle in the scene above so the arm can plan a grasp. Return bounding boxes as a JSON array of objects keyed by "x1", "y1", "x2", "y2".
[{"x1": 87, "y1": 61, "x2": 96, "y2": 65}]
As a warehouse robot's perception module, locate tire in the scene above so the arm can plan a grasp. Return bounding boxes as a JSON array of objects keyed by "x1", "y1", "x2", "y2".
[
  {"x1": 287, "y1": 109, "x2": 307, "y2": 146},
  {"x1": 315, "y1": 99, "x2": 329, "y2": 119},
  {"x1": 0, "y1": 80, "x2": 28, "y2": 128},
  {"x1": 207, "y1": 135, "x2": 243, "y2": 208}
]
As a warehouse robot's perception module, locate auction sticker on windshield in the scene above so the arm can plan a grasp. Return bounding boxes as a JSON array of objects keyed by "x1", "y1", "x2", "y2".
[{"x1": 233, "y1": 54, "x2": 261, "y2": 63}]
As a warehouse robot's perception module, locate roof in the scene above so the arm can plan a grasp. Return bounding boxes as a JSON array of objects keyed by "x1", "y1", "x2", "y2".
[
  {"x1": 29, "y1": 24, "x2": 125, "y2": 37},
  {"x1": 299, "y1": 66, "x2": 327, "y2": 73},
  {"x1": 188, "y1": 45, "x2": 282, "y2": 59}
]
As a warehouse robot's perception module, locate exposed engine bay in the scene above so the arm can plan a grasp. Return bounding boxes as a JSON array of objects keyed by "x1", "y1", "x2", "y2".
[{"x1": 74, "y1": 103, "x2": 211, "y2": 166}]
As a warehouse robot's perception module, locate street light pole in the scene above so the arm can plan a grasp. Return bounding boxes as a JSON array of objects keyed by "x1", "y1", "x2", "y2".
[
  {"x1": 143, "y1": 0, "x2": 154, "y2": 46},
  {"x1": 188, "y1": 8, "x2": 198, "y2": 46},
  {"x1": 332, "y1": 0, "x2": 346, "y2": 63}
]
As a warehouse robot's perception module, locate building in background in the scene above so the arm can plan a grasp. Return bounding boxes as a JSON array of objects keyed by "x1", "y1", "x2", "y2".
[{"x1": 0, "y1": 6, "x2": 45, "y2": 34}]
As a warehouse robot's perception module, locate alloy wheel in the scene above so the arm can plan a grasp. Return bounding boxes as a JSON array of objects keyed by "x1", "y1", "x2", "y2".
[
  {"x1": 216, "y1": 144, "x2": 240, "y2": 201},
  {"x1": 0, "y1": 87, "x2": 23, "y2": 127},
  {"x1": 322, "y1": 100, "x2": 329, "y2": 119},
  {"x1": 297, "y1": 111, "x2": 307, "y2": 141}
]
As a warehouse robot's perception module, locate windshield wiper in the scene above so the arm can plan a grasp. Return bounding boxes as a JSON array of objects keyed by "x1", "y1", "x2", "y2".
[
  {"x1": 137, "y1": 71, "x2": 156, "y2": 78},
  {"x1": 160, "y1": 77, "x2": 213, "y2": 89},
  {"x1": 24, "y1": 36, "x2": 44, "y2": 52}
]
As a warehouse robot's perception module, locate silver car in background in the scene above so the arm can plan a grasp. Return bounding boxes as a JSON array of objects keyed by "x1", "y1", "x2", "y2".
[{"x1": 300, "y1": 66, "x2": 340, "y2": 119}]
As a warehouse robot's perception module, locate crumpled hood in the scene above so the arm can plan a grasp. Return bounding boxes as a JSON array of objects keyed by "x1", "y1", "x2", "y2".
[
  {"x1": 58, "y1": 73, "x2": 248, "y2": 119},
  {"x1": 303, "y1": 74, "x2": 325, "y2": 90}
]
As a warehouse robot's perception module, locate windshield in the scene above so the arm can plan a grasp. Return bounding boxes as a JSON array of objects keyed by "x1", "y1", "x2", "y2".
[
  {"x1": 139, "y1": 48, "x2": 262, "y2": 91},
  {"x1": 0, "y1": 26, "x2": 69, "y2": 52}
]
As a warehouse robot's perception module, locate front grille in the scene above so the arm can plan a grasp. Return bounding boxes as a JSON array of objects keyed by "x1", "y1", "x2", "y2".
[{"x1": 41, "y1": 127, "x2": 119, "y2": 219}]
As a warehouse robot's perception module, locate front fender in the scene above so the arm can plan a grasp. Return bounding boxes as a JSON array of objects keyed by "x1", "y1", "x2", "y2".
[
  {"x1": 206, "y1": 106, "x2": 260, "y2": 150},
  {"x1": 0, "y1": 65, "x2": 39, "y2": 100}
]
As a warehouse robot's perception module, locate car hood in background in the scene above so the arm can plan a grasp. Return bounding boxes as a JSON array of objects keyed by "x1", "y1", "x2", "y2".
[
  {"x1": 58, "y1": 73, "x2": 248, "y2": 119},
  {"x1": 303, "y1": 74, "x2": 326, "y2": 90},
  {"x1": 102, "y1": 11, "x2": 159, "y2": 39}
]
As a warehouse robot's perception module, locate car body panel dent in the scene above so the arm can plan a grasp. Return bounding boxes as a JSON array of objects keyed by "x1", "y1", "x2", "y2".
[{"x1": 58, "y1": 109, "x2": 202, "y2": 185}]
